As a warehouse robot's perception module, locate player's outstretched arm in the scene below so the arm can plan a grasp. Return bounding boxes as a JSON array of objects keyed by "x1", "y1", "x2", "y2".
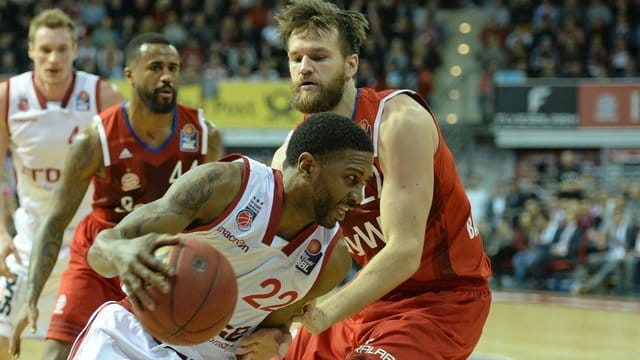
[
  {"x1": 0, "y1": 81, "x2": 20, "y2": 280},
  {"x1": 27, "y1": 125, "x2": 103, "y2": 301},
  {"x1": 88, "y1": 161, "x2": 242, "y2": 309},
  {"x1": 304, "y1": 95, "x2": 437, "y2": 333},
  {"x1": 9, "y1": 124, "x2": 103, "y2": 357}
]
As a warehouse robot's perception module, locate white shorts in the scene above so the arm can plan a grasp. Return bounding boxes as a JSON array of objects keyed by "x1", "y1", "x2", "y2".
[
  {"x1": 70, "y1": 302, "x2": 220, "y2": 360},
  {"x1": 0, "y1": 210, "x2": 74, "y2": 339}
]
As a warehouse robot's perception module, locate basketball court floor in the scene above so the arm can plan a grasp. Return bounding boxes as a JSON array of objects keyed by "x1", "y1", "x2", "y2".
[{"x1": 17, "y1": 290, "x2": 640, "y2": 360}]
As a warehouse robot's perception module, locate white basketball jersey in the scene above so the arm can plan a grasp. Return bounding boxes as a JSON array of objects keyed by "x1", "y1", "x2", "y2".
[
  {"x1": 6, "y1": 71, "x2": 101, "y2": 252},
  {"x1": 173, "y1": 155, "x2": 343, "y2": 359}
]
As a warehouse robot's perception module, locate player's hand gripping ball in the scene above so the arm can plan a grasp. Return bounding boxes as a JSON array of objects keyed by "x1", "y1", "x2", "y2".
[{"x1": 133, "y1": 238, "x2": 238, "y2": 345}]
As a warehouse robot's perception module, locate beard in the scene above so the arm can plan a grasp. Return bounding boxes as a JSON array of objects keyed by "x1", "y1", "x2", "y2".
[
  {"x1": 312, "y1": 182, "x2": 338, "y2": 228},
  {"x1": 291, "y1": 69, "x2": 346, "y2": 114},
  {"x1": 136, "y1": 85, "x2": 177, "y2": 114}
]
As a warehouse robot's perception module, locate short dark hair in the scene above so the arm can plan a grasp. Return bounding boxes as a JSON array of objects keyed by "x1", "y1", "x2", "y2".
[
  {"x1": 125, "y1": 32, "x2": 172, "y2": 66},
  {"x1": 284, "y1": 112, "x2": 373, "y2": 167}
]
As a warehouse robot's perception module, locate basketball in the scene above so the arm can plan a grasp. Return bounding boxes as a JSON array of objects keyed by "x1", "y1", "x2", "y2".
[{"x1": 132, "y1": 238, "x2": 238, "y2": 345}]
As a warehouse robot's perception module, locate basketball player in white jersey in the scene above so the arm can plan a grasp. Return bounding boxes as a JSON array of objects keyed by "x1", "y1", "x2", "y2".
[
  {"x1": 67, "y1": 112, "x2": 373, "y2": 360},
  {"x1": 0, "y1": 8, "x2": 123, "y2": 355}
]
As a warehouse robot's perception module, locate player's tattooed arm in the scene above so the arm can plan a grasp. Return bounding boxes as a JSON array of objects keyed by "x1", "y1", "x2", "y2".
[
  {"x1": 89, "y1": 162, "x2": 242, "y2": 277},
  {"x1": 26, "y1": 125, "x2": 103, "y2": 303},
  {"x1": 115, "y1": 162, "x2": 240, "y2": 239}
]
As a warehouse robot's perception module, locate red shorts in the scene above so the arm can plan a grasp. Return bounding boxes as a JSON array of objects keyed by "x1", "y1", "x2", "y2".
[
  {"x1": 46, "y1": 214, "x2": 124, "y2": 344},
  {"x1": 286, "y1": 286, "x2": 491, "y2": 360}
]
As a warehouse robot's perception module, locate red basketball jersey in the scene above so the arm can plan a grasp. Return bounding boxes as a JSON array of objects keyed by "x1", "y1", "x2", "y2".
[
  {"x1": 307, "y1": 88, "x2": 491, "y2": 292},
  {"x1": 91, "y1": 103, "x2": 208, "y2": 223}
]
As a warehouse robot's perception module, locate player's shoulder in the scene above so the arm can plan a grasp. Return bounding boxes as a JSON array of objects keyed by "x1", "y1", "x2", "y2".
[
  {"x1": 176, "y1": 102, "x2": 199, "y2": 113},
  {"x1": 0, "y1": 80, "x2": 7, "y2": 125},
  {"x1": 382, "y1": 95, "x2": 432, "y2": 124},
  {"x1": 0, "y1": 79, "x2": 7, "y2": 100},
  {"x1": 92, "y1": 75, "x2": 124, "y2": 110},
  {"x1": 193, "y1": 159, "x2": 245, "y2": 181},
  {"x1": 96, "y1": 103, "x2": 123, "y2": 125}
]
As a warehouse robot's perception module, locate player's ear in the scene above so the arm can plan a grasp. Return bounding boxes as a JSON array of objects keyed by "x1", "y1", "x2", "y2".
[
  {"x1": 27, "y1": 41, "x2": 35, "y2": 61},
  {"x1": 297, "y1": 152, "x2": 318, "y2": 180},
  {"x1": 124, "y1": 66, "x2": 134, "y2": 84},
  {"x1": 345, "y1": 54, "x2": 358, "y2": 80}
]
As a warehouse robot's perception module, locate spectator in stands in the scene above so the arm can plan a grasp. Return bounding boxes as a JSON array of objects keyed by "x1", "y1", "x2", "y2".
[
  {"x1": 202, "y1": 53, "x2": 229, "y2": 99},
  {"x1": 609, "y1": 37, "x2": 633, "y2": 77},
  {"x1": 91, "y1": 16, "x2": 120, "y2": 49},
  {"x1": 572, "y1": 209, "x2": 624, "y2": 294},
  {"x1": 483, "y1": 0, "x2": 511, "y2": 28},
  {"x1": 556, "y1": 150, "x2": 585, "y2": 200},
  {"x1": 95, "y1": 41, "x2": 124, "y2": 79},
  {"x1": 0, "y1": 52, "x2": 18, "y2": 75},
  {"x1": 490, "y1": 209, "x2": 533, "y2": 288},
  {"x1": 560, "y1": 0, "x2": 585, "y2": 26},
  {"x1": 532, "y1": 200, "x2": 596, "y2": 287},
  {"x1": 622, "y1": 214, "x2": 640, "y2": 294},
  {"x1": 533, "y1": 0, "x2": 560, "y2": 28},
  {"x1": 512, "y1": 201, "x2": 552, "y2": 287},
  {"x1": 467, "y1": 173, "x2": 491, "y2": 235},
  {"x1": 161, "y1": 10, "x2": 188, "y2": 48}
]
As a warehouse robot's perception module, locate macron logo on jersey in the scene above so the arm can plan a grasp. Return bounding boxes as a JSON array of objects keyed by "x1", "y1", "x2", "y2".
[{"x1": 119, "y1": 148, "x2": 133, "y2": 159}]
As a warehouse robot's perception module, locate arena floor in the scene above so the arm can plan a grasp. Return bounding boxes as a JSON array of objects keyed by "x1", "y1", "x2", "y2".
[{"x1": 17, "y1": 291, "x2": 640, "y2": 360}]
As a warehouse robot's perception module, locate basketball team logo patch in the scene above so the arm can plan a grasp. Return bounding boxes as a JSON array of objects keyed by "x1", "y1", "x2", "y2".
[
  {"x1": 121, "y1": 170, "x2": 142, "y2": 192},
  {"x1": 295, "y1": 239, "x2": 323, "y2": 275},
  {"x1": 18, "y1": 97, "x2": 29, "y2": 111},
  {"x1": 358, "y1": 119, "x2": 371, "y2": 137},
  {"x1": 75, "y1": 90, "x2": 91, "y2": 111},
  {"x1": 180, "y1": 124, "x2": 199, "y2": 152},
  {"x1": 235, "y1": 197, "x2": 264, "y2": 231}
]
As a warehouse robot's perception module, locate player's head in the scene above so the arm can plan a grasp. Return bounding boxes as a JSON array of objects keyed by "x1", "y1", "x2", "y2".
[
  {"x1": 124, "y1": 32, "x2": 180, "y2": 114},
  {"x1": 284, "y1": 112, "x2": 373, "y2": 227},
  {"x1": 28, "y1": 9, "x2": 78, "y2": 85},
  {"x1": 276, "y1": 0, "x2": 368, "y2": 114}
]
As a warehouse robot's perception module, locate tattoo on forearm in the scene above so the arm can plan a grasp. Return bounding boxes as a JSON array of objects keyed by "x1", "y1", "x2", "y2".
[
  {"x1": 172, "y1": 168, "x2": 218, "y2": 211},
  {"x1": 121, "y1": 166, "x2": 221, "y2": 238},
  {"x1": 72, "y1": 138, "x2": 96, "y2": 174},
  {"x1": 27, "y1": 227, "x2": 63, "y2": 300}
]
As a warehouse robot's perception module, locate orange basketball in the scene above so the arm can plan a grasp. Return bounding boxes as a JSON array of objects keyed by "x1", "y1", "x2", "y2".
[{"x1": 133, "y1": 238, "x2": 238, "y2": 345}]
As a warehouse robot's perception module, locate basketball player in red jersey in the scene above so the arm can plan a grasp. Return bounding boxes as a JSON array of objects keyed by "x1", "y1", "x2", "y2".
[
  {"x1": 0, "y1": 9, "x2": 124, "y2": 357},
  {"x1": 8, "y1": 32, "x2": 222, "y2": 359},
  {"x1": 269, "y1": 1, "x2": 492, "y2": 359}
]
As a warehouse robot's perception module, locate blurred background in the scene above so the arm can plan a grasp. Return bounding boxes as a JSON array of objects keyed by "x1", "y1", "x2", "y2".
[{"x1": 2, "y1": 1, "x2": 640, "y2": 358}]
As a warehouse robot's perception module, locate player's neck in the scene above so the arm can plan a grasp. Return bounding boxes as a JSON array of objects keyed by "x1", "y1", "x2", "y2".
[
  {"x1": 125, "y1": 101, "x2": 174, "y2": 132},
  {"x1": 277, "y1": 173, "x2": 315, "y2": 241},
  {"x1": 34, "y1": 74, "x2": 73, "y2": 102},
  {"x1": 328, "y1": 84, "x2": 357, "y2": 118}
]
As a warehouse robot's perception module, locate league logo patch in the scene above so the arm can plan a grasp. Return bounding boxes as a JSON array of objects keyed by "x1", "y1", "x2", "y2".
[
  {"x1": 18, "y1": 97, "x2": 29, "y2": 111},
  {"x1": 235, "y1": 197, "x2": 264, "y2": 231},
  {"x1": 180, "y1": 124, "x2": 199, "y2": 152},
  {"x1": 75, "y1": 90, "x2": 90, "y2": 111},
  {"x1": 295, "y1": 239, "x2": 323, "y2": 275},
  {"x1": 121, "y1": 170, "x2": 142, "y2": 192},
  {"x1": 358, "y1": 119, "x2": 371, "y2": 137}
]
